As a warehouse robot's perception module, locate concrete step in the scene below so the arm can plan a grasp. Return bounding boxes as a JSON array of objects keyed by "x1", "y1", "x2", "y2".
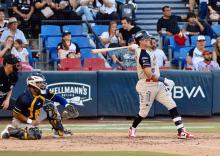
[
  {"x1": 135, "y1": 0, "x2": 183, "y2": 2},
  {"x1": 135, "y1": 13, "x2": 185, "y2": 18},
  {"x1": 136, "y1": 3, "x2": 186, "y2": 8},
  {"x1": 136, "y1": 8, "x2": 188, "y2": 13}
]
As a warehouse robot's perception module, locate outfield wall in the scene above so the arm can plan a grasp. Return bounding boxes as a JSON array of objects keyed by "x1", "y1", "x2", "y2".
[{"x1": 1, "y1": 70, "x2": 220, "y2": 117}]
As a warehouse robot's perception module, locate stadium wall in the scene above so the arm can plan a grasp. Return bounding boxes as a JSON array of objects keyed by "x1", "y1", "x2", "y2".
[{"x1": 0, "y1": 71, "x2": 219, "y2": 117}]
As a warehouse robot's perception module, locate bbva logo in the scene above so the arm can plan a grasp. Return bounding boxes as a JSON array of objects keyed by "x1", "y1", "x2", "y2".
[
  {"x1": 172, "y1": 86, "x2": 205, "y2": 99},
  {"x1": 47, "y1": 82, "x2": 92, "y2": 106}
]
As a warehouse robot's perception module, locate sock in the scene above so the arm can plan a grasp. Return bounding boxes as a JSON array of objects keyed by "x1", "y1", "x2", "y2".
[
  {"x1": 132, "y1": 114, "x2": 143, "y2": 128},
  {"x1": 169, "y1": 107, "x2": 184, "y2": 134}
]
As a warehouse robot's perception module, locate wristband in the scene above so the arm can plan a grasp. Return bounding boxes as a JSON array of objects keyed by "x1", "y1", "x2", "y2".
[{"x1": 27, "y1": 118, "x2": 32, "y2": 124}]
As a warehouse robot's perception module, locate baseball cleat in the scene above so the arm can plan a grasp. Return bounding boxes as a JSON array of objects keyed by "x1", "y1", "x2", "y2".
[
  {"x1": 0, "y1": 124, "x2": 14, "y2": 139},
  {"x1": 128, "y1": 127, "x2": 136, "y2": 138},
  {"x1": 53, "y1": 129, "x2": 73, "y2": 138},
  {"x1": 178, "y1": 130, "x2": 194, "y2": 139}
]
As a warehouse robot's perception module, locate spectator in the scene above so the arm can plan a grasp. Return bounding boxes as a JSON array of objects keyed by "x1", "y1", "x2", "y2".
[
  {"x1": 198, "y1": 0, "x2": 208, "y2": 20},
  {"x1": 60, "y1": 0, "x2": 81, "y2": 20},
  {"x1": 12, "y1": 0, "x2": 35, "y2": 34},
  {"x1": 119, "y1": 17, "x2": 141, "y2": 46},
  {"x1": 197, "y1": 50, "x2": 220, "y2": 71},
  {"x1": 100, "y1": 21, "x2": 119, "y2": 48},
  {"x1": 33, "y1": 0, "x2": 59, "y2": 37},
  {"x1": 151, "y1": 37, "x2": 168, "y2": 68},
  {"x1": 157, "y1": 6, "x2": 184, "y2": 36},
  {"x1": 213, "y1": 37, "x2": 220, "y2": 66},
  {"x1": 107, "y1": 38, "x2": 136, "y2": 69},
  {"x1": 11, "y1": 39, "x2": 29, "y2": 63},
  {"x1": 11, "y1": 39, "x2": 33, "y2": 70},
  {"x1": 186, "y1": 35, "x2": 206, "y2": 70},
  {"x1": 0, "y1": 9, "x2": 8, "y2": 36},
  {"x1": 76, "y1": 0, "x2": 101, "y2": 34},
  {"x1": 0, "y1": 36, "x2": 14, "y2": 57},
  {"x1": 157, "y1": 6, "x2": 185, "y2": 54},
  {"x1": 183, "y1": 12, "x2": 216, "y2": 43},
  {"x1": 57, "y1": 31, "x2": 80, "y2": 60},
  {"x1": 0, "y1": 17, "x2": 28, "y2": 45},
  {"x1": 96, "y1": 0, "x2": 118, "y2": 24},
  {"x1": 208, "y1": 0, "x2": 220, "y2": 24}
]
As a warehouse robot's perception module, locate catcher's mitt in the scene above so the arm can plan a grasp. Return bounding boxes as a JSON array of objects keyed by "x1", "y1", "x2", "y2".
[{"x1": 62, "y1": 104, "x2": 79, "y2": 120}]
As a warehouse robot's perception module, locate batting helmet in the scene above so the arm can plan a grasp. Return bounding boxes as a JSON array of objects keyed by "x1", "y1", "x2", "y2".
[
  {"x1": 27, "y1": 72, "x2": 47, "y2": 94},
  {"x1": 134, "y1": 30, "x2": 152, "y2": 45}
]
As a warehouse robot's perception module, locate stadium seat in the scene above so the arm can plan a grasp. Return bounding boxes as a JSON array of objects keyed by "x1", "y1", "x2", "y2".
[
  {"x1": 83, "y1": 58, "x2": 107, "y2": 70},
  {"x1": 92, "y1": 25, "x2": 108, "y2": 36},
  {"x1": 178, "y1": 46, "x2": 193, "y2": 69},
  {"x1": 46, "y1": 37, "x2": 61, "y2": 49},
  {"x1": 80, "y1": 48, "x2": 99, "y2": 64},
  {"x1": 62, "y1": 25, "x2": 84, "y2": 36},
  {"x1": 72, "y1": 37, "x2": 92, "y2": 48},
  {"x1": 41, "y1": 25, "x2": 62, "y2": 37},
  {"x1": 190, "y1": 35, "x2": 211, "y2": 47},
  {"x1": 59, "y1": 58, "x2": 82, "y2": 71},
  {"x1": 211, "y1": 25, "x2": 220, "y2": 36}
]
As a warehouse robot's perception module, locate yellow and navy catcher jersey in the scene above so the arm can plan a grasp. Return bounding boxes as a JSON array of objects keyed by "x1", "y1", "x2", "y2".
[
  {"x1": 13, "y1": 88, "x2": 56, "y2": 120},
  {"x1": 135, "y1": 48, "x2": 160, "y2": 80}
]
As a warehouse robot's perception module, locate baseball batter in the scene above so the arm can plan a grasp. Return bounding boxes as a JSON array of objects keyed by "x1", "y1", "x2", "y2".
[{"x1": 128, "y1": 30, "x2": 193, "y2": 139}]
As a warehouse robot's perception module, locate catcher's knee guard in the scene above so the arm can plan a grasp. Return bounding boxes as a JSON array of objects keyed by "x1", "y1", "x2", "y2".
[
  {"x1": 43, "y1": 102, "x2": 65, "y2": 135},
  {"x1": 9, "y1": 127, "x2": 42, "y2": 140}
]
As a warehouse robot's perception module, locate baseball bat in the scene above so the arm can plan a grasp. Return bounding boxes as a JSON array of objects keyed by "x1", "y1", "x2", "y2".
[{"x1": 91, "y1": 46, "x2": 131, "y2": 54}]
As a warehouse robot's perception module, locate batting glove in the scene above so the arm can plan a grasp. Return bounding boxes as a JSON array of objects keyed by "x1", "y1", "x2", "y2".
[{"x1": 164, "y1": 78, "x2": 175, "y2": 91}]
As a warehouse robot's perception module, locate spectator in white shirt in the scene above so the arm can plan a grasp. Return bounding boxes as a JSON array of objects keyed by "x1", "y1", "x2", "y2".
[
  {"x1": 186, "y1": 35, "x2": 206, "y2": 70},
  {"x1": 96, "y1": 0, "x2": 118, "y2": 24},
  {"x1": 100, "y1": 21, "x2": 119, "y2": 48},
  {"x1": 197, "y1": 50, "x2": 220, "y2": 71},
  {"x1": 11, "y1": 39, "x2": 29, "y2": 63},
  {"x1": 0, "y1": 17, "x2": 28, "y2": 45},
  {"x1": 151, "y1": 37, "x2": 167, "y2": 67},
  {"x1": 0, "y1": 9, "x2": 8, "y2": 37}
]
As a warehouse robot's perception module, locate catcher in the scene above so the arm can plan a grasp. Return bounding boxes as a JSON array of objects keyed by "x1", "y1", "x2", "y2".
[{"x1": 1, "y1": 72, "x2": 79, "y2": 140}]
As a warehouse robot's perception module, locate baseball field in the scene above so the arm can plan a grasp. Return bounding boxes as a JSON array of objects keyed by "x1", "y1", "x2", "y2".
[{"x1": 0, "y1": 118, "x2": 220, "y2": 156}]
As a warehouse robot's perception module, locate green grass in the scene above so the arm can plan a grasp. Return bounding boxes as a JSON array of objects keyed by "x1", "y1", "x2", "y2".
[
  {"x1": 1, "y1": 121, "x2": 220, "y2": 133},
  {"x1": 0, "y1": 151, "x2": 180, "y2": 156}
]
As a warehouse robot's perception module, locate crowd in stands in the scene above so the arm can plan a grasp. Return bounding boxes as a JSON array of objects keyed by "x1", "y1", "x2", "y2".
[
  {"x1": 0, "y1": 0, "x2": 220, "y2": 72},
  {"x1": 156, "y1": 1, "x2": 220, "y2": 72}
]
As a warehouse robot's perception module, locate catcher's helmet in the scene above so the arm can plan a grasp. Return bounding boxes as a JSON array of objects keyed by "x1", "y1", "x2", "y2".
[
  {"x1": 134, "y1": 30, "x2": 152, "y2": 45},
  {"x1": 27, "y1": 72, "x2": 47, "y2": 94}
]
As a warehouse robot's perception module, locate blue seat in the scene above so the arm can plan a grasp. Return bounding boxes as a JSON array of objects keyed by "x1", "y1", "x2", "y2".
[
  {"x1": 80, "y1": 48, "x2": 98, "y2": 65},
  {"x1": 41, "y1": 25, "x2": 62, "y2": 37},
  {"x1": 27, "y1": 48, "x2": 39, "y2": 67},
  {"x1": 190, "y1": 35, "x2": 211, "y2": 47},
  {"x1": 46, "y1": 37, "x2": 61, "y2": 49},
  {"x1": 178, "y1": 47, "x2": 193, "y2": 69},
  {"x1": 169, "y1": 36, "x2": 190, "y2": 59},
  {"x1": 62, "y1": 25, "x2": 84, "y2": 36},
  {"x1": 72, "y1": 37, "x2": 92, "y2": 48},
  {"x1": 92, "y1": 25, "x2": 108, "y2": 36},
  {"x1": 211, "y1": 25, "x2": 220, "y2": 36}
]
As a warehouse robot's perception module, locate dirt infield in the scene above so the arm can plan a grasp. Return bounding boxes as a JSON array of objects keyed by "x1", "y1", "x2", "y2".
[{"x1": 0, "y1": 132, "x2": 220, "y2": 156}]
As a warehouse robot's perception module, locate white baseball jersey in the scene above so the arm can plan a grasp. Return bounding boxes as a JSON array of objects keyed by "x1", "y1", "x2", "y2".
[
  {"x1": 135, "y1": 48, "x2": 160, "y2": 81},
  {"x1": 135, "y1": 48, "x2": 176, "y2": 118},
  {"x1": 197, "y1": 61, "x2": 220, "y2": 71}
]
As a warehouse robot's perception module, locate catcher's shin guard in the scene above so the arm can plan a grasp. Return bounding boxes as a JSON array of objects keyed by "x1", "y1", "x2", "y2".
[
  {"x1": 43, "y1": 102, "x2": 72, "y2": 137},
  {"x1": 62, "y1": 104, "x2": 79, "y2": 120}
]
